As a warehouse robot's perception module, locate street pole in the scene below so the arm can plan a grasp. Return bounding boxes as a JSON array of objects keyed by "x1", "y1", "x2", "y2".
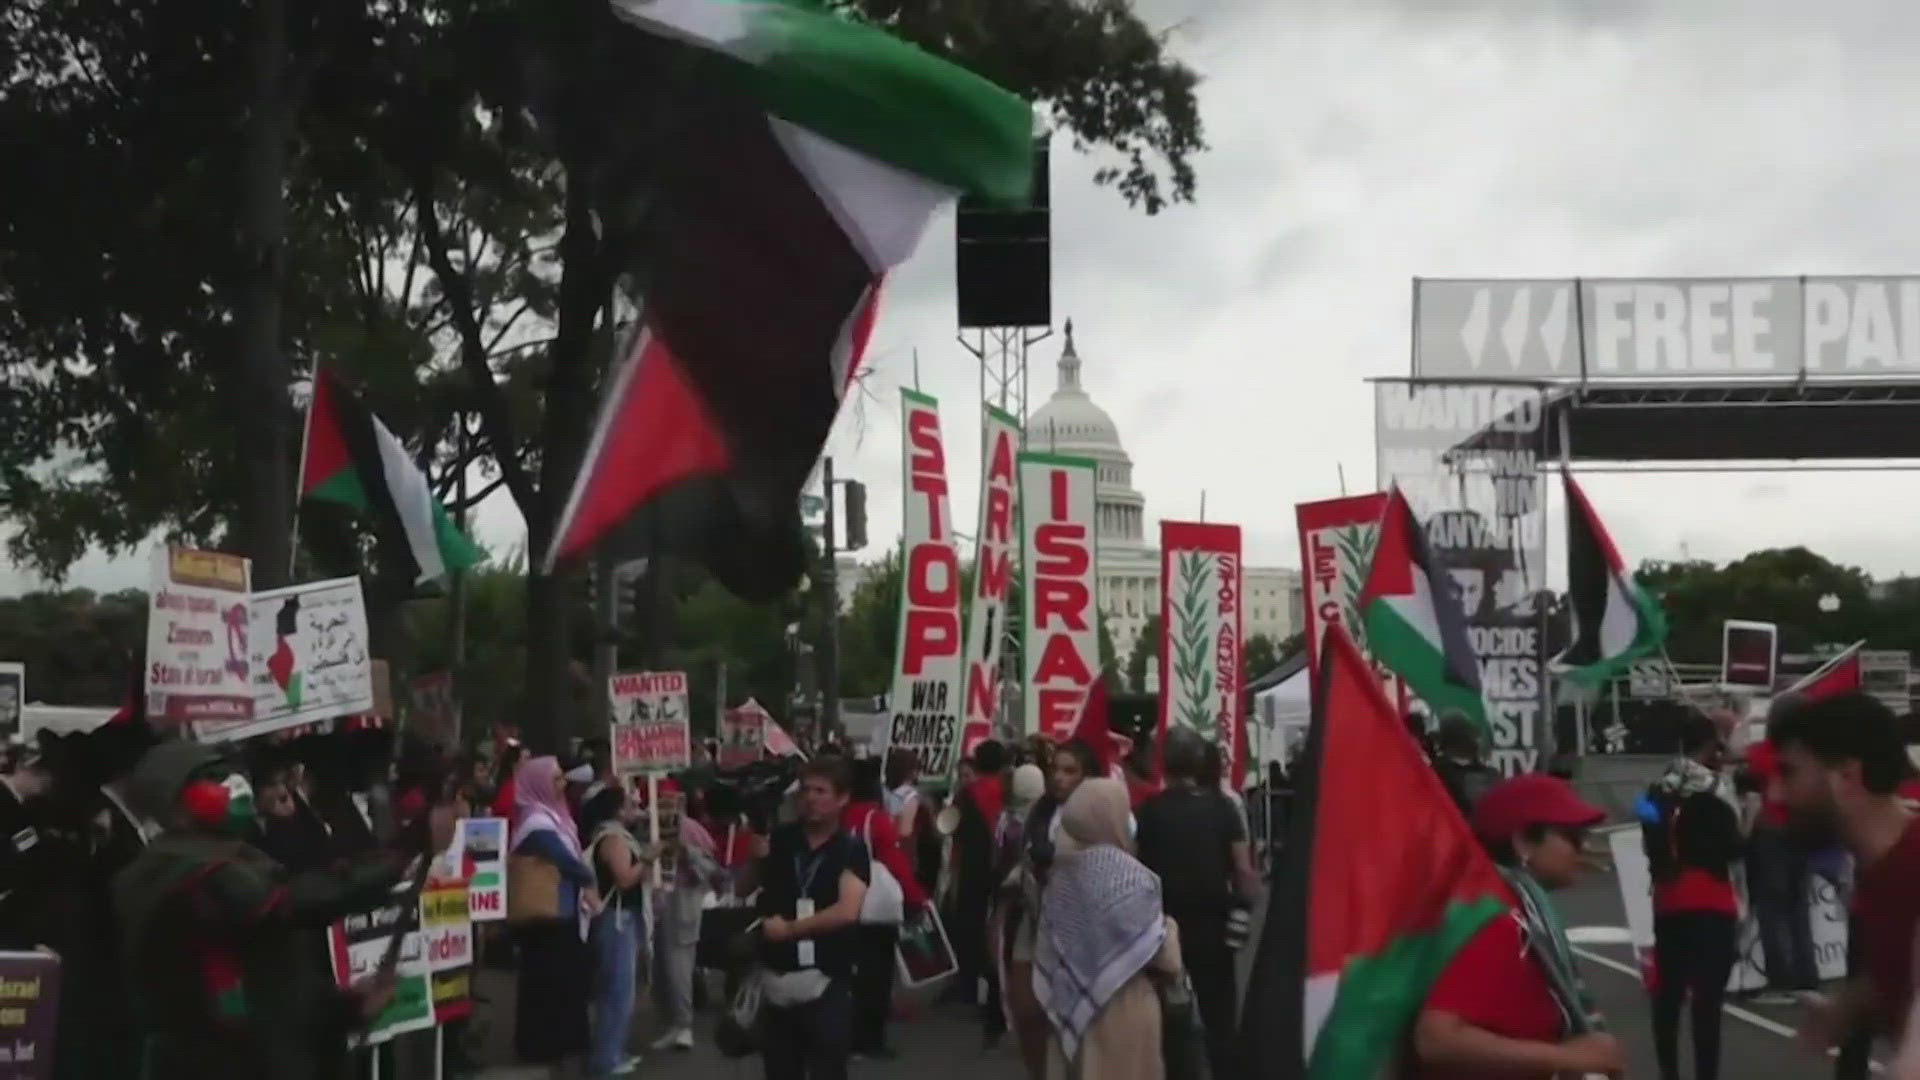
[
  {"x1": 450, "y1": 413, "x2": 470, "y2": 747},
  {"x1": 592, "y1": 546, "x2": 617, "y2": 741},
  {"x1": 821, "y1": 456, "x2": 841, "y2": 741}
]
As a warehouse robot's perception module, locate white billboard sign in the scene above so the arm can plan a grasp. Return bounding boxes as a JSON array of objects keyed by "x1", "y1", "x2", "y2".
[{"x1": 1414, "y1": 277, "x2": 1920, "y2": 380}]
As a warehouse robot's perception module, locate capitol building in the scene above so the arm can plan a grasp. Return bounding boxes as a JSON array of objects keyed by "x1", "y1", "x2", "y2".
[{"x1": 1023, "y1": 324, "x2": 1302, "y2": 683}]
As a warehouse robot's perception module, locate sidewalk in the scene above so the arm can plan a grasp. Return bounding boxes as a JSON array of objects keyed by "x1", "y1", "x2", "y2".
[{"x1": 469, "y1": 965, "x2": 1025, "y2": 1080}]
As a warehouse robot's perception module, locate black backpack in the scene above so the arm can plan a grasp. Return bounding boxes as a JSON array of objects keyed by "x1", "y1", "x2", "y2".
[
  {"x1": 1641, "y1": 785, "x2": 1739, "y2": 885},
  {"x1": 1639, "y1": 785, "x2": 1687, "y2": 884}
]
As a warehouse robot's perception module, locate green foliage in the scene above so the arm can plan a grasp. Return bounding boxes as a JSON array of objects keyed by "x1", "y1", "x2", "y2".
[
  {"x1": 839, "y1": 547, "x2": 903, "y2": 697},
  {"x1": 1096, "y1": 611, "x2": 1122, "y2": 691},
  {"x1": 0, "y1": 589, "x2": 149, "y2": 707},
  {"x1": 1126, "y1": 614, "x2": 1162, "y2": 693},
  {"x1": 1244, "y1": 632, "x2": 1277, "y2": 683},
  {"x1": 1636, "y1": 547, "x2": 1875, "y2": 661}
]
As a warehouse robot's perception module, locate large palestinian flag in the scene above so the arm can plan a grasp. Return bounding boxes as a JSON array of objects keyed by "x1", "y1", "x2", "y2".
[
  {"x1": 543, "y1": 0, "x2": 1034, "y2": 599},
  {"x1": 1358, "y1": 487, "x2": 1485, "y2": 727},
  {"x1": 1552, "y1": 472, "x2": 1666, "y2": 684},
  {"x1": 1240, "y1": 624, "x2": 1511, "y2": 1078},
  {"x1": 300, "y1": 370, "x2": 483, "y2": 585}
]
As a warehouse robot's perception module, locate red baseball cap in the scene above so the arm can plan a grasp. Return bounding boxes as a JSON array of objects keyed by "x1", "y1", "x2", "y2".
[{"x1": 1470, "y1": 773, "x2": 1606, "y2": 842}]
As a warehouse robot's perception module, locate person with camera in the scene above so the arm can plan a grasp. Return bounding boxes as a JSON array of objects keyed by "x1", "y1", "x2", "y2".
[{"x1": 745, "y1": 757, "x2": 871, "y2": 1080}]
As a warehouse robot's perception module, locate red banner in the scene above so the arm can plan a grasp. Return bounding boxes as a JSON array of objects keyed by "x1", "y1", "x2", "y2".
[
  {"x1": 1158, "y1": 522, "x2": 1245, "y2": 786},
  {"x1": 1296, "y1": 494, "x2": 1398, "y2": 706}
]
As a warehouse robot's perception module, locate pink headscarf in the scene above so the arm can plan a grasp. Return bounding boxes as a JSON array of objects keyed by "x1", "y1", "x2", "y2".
[{"x1": 510, "y1": 755, "x2": 583, "y2": 862}]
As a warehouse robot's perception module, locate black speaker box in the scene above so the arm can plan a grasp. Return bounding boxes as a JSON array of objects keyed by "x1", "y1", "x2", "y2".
[{"x1": 956, "y1": 136, "x2": 1052, "y2": 328}]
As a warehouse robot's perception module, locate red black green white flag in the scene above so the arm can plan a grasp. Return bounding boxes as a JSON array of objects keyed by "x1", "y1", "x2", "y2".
[
  {"x1": 1240, "y1": 624, "x2": 1511, "y2": 1078},
  {"x1": 299, "y1": 370, "x2": 483, "y2": 585},
  {"x1": 1358, "y1": 487, "x2": 1485, "y2": 727},
  {"x1": 541, "y1": 0, "x2": 1034, "y2": 597},
  {"x1": 1552, "y1": 472, "x2": 1666, "y2": 684}
]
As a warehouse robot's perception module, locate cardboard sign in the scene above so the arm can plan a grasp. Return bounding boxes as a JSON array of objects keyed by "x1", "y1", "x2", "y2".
[
  {"x1": 145, "y1": 547, "x2": 254, "y2": 726},
  {"x1": 0, "y1": 951, "x2": 61, "y2": 1080},
  {"x1": 460, "y1": 817, "x2": 507, "y2": 922},
  {"x1": 1019, "y1": 453, "x2": 1099, "y2": 741},
  {"x1": 882, "y1": 390, "x2": 965, "y2": 777},
  {"x1": 609, "y1": 671, "x2": 691, "y2": 776},
  {"x1": 720, "y1": 702, "x2": 767, "y2": 768},
  {"x1": 960, "y1": 404, "x2": 1021, "y2": 769}
]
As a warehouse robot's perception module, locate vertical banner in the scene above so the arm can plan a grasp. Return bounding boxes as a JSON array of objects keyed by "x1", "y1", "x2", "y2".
[
  {"x1": 1019, "y1": 453, "x2": 1099, "y2": 742},
  {"x1": 609, "y1": 671, "x2": 691, "y2": 778},
  {"x1": 1159, "y1": 523, "x2": 1246, "y2": 786},
  {"x1": 145, "y1": 547, "x2": 254, "y2": 727},
  {"x1": 1295, "y1": 494, "x2": 1387, "y2": 676},
  {"x1": 0, "y1": 950, "x2": 60, "y2": 1080},
  {"x1": 883, "y1": 391, "x2": 965, "y2": 776},
  {"x1": 1375, "y1": 381, "x2": 1550, "y2": 777},
  {"x1": 958, "y1": 403, "x2": 1022, "y2": 767}
]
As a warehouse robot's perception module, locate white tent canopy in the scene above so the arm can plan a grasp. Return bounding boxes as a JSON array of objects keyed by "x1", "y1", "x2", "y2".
[{"x1": 1249, "y1": 656, "x2": 1311, "y2": 774}]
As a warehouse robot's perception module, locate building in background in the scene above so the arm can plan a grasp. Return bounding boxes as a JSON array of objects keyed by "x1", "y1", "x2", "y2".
[{"x1": 1026, "y1": 326, "x2": 1303, "y2": 686}]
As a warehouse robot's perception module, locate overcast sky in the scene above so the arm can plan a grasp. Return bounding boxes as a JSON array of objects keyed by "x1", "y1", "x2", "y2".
[{"x1": 12, "y1": 0, "x2": 1920, "y2": 596}]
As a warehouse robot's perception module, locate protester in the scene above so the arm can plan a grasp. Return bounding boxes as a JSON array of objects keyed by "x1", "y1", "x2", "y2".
[
  {"x1": 651, "y1": 783, "x2": 726, "y2": 1053},
  {"x1": 997, "y1": 740, "x2": 1104, "y2": 1079},
  {"x1": 0, "y1": 741, "x2": 56, "y2": 948},
  {"x1": 747, "y1": 756, "x2": 871, "y2": 1080},
  {"x1": 1033, "y1": 776, "x2": 1183, "y2": 1080},
  {"x1": 1745, "y1": 708, "x2": 1821, "y2": 1002},
  {"x1": 843, "y1": 758, "x2": 928, "y2": 1058},
  {"x1": 950, "y1": 739, "x2": 1010, "y2": 1037},
  {"x1": 1135, "y1": 728, "x2": 1260, "y2": 1079},
  {"x1": 580, "y1": 783, "x2": 650, "y2": 1078},
  {"x1": 509, "y1": 755, "x2": 599, "y2": 1075},
  {"x1": 1641, "y1": 713, "x2": 1742, "y2": 1080},
  {"x1": 1767, "y1": 693, "x2": 1920, "y2": 1062},
  {"x1": 114, "y1": 738, "x2": 451, "y2": 1079},
  {"x1": 883, "y1": 749, "x2": 936, "y2": 893},
  {"x1": 1411, "y1": 773, "x2": 1622, "y2": 1079}
]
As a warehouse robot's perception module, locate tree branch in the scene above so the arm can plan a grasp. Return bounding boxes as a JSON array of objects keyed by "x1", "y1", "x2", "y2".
[{"x1": 415, "y1": 174, "x2": 537, "y2": 517}]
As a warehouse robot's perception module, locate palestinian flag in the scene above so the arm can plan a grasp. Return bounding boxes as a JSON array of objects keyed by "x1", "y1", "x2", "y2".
[
  {"x1": 1552, "y1": 472, "x2": 1667, "y2": 683},
  {"x1": 300, "y1": 370, "x2": 484, "y2": 585},
  {"x1": 1241, "y1": 624, "x2": 1511, "y2": 1078},
  {"x1": 1782, "y1": 640, "x2": 1864, "y2": 703},
  {"x1": 543, "y1": 0, "x2": 1034, "y2": 599},
  {"x1": 1358, "y1": 487, "x2": 1485, "y2": 727}
]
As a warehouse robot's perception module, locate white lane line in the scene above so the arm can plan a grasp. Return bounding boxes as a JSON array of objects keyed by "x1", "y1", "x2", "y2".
[{"x1": 1572, "y1": 944, "x2": 1884, "y2": 1074}]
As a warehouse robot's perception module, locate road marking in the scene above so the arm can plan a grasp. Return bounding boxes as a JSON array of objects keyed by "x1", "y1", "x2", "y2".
[{"x1": 1573, "y1": 944, "x2": 1883, "y2": 1074}]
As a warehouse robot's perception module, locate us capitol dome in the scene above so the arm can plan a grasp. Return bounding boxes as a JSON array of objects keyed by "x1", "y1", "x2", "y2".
[{"x1": 1025, "y1": 322, "x2": 1303, "y2": 682}]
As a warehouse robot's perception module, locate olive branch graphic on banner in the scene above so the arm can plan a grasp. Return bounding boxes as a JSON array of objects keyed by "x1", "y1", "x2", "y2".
[
  {"x1": 1172, "y1": 551, "x2": 1215, "y2": 731},
  {"x1": 1332, "y1": 522, "x2": 1379, "y2": 652}
]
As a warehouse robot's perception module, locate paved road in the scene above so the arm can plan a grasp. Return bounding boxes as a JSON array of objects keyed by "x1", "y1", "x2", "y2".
[{"x1": 467, "y1": 860, "x2": 1885, "y2": 1078}]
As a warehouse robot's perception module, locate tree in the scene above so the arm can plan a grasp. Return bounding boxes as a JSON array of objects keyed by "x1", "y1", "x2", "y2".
[
  {"x1": 1097, "y1": 611, "x2": 1122, "y2": 691},
  {"x1": 1126, "y1": 615, "x2": 1162, "y2": 693},
  {"x1": 839, "y1": 547, "x2": 903, "y2": 698},
  {"x1": 1637, "y1": 547, "x2": 1874, "y2": 662},
  {"x1": 1243, "y1": 632, "x2": 1278, "y2": 684},
  {"x1": 0, "y1": 589, "x2": 150, "y2": 707},
  {"x1": 1, "y1": 0, "x2": 1207, "y2": 746}
]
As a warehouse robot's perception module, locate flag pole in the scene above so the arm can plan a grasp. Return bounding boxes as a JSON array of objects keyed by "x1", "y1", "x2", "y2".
[{"x1": 289, "y1": 362, "x2": 318, "y2": 581}]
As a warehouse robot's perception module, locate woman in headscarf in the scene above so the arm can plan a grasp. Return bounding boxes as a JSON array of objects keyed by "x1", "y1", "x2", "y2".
[
  {"x1": 1034, "y1": 776, "x2": 1183, "y2": 1080},
  {"x1": 579, "y1": 782, "x2": 650, "y2": 1078},
  {"x1": 1006, "y1": 741, "x2": 1104, "y2": 1078},
  {"x1": 1409, "y1": 774, "x2": 1622, "y2": 1079},
  {"x1": 511, "y1": 756, "x2": 599, "y2": 1075}
]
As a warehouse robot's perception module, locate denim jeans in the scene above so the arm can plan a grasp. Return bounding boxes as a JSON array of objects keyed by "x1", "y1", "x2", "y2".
[
  {"x1": 589, "y1": 904, "x2": 639, "y2": 1076},
  {"x1": 1747, "y1": 827, "x2": 1818, "y2": 990},
  {"x1": 762, "y1": 980, "x2": 854, "y2": 1080}
]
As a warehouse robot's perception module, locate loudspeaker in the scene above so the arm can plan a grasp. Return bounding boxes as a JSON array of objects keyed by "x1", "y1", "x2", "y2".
[{"x1": 956, "y1": 135, "x2": 1051, "y2": 329}]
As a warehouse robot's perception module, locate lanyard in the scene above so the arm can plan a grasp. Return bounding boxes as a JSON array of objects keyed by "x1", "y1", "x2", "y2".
[{"x1": 794, "y1": 838, "x2": 834, "y2": 897}]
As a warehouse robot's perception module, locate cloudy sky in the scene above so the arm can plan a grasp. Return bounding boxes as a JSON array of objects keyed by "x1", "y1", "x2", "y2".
[{"x1": 13, "y1": 0, "x2": 1920, "y2": 595}]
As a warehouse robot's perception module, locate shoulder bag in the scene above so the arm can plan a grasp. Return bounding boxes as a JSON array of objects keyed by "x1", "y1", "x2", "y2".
[{"x1": 858, "y1": 809, "x2": 906, "y2": 925}]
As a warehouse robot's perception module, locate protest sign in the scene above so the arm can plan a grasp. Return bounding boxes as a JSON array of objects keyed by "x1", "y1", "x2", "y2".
[
  {"x1": 894, "y1": 905, "x2": 957, "y2": 998},
  {"x1": 145, "y1": 547, "x2": 254, "y2": 727},
  {"x1": 328, "y1": 889, "x2": 432, "y2": 1046},
  {"x1": 0, "y1": 951, "x2": 60, "y2": 1080},
  {"x1": 460, "y1": 817, "x2": 507, "y2": 921},
  {"x1": 0, "y1": 664, "x2": 21, "y2": 745},
  {"x1": 882, "y1": 391, "x2": 964, "y2": 777},
  {"x1": 192, "y1": 576, "x2": 376, "y2": 743},
  {"x1": 609, "y1": 670, "x2": 691, "y2": 776},
  {"x1": 720, "y1": 701, "x2": 767, "y2": 768},
  {"x1": 960, "y1": 403, "x2": 1021, "y2": 767},
  {"x1": 1159, "y1": 522, "x2": 1245, "y2": 786},
  {"x1": 1019, "y1": 453, "x2": 1099, "y2": 741},
  {"x1": 1375, "y1": 381, "x2": 1550, "y2": 777},
  {"x1": 419, "y1": 881, "x2": 474, "y2": 1022}
]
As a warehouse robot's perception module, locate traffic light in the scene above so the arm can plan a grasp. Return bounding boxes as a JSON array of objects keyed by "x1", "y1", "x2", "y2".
[{"x1": 843, "y1": 480, "x2": 868, "y2": 551}]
